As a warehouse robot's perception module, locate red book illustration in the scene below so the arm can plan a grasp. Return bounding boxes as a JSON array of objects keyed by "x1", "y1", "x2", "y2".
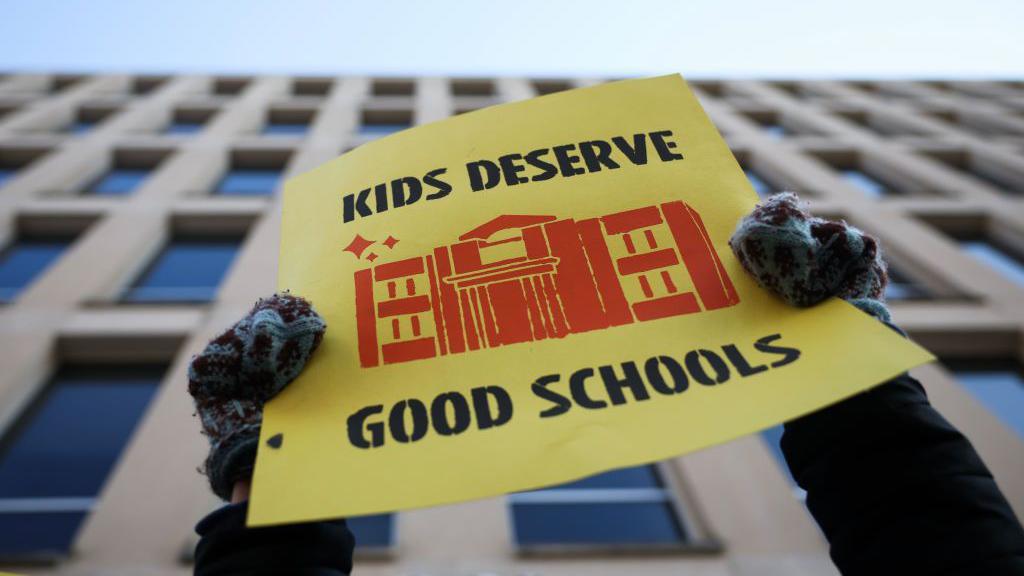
[{"x1": 352, "y1": 200, "x2": 740, "y2": 368}]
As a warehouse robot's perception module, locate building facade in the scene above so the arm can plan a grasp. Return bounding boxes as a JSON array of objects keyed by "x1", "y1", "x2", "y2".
[{"x1": 0, "y1": 73, "x2": 1022, "y2": 575}]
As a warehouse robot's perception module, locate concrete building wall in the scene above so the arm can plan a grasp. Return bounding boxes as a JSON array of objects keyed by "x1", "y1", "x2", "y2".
[{"x1": 0, "y1": 74, "x2": 1021, "y2": 575}]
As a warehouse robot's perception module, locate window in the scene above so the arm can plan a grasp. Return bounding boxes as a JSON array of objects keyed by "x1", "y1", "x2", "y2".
[
  {"x1": 811, "y1": 150, "x2": 916, "y2": 198},
  {"x1": 690, "y1": 81, "x2": 724, "y2": 98},
  {"x1": 347, "y1": 514, "x2": 394, "y2": 549},
  {"x1": 967, "y1": 169, "x2": 1014, "y2": 192},
  {"x1": 0, "y1": 103, "x2": 19, "y2": 122},
  {"x1": 166, "y1": 108, "x2": 217, "y2": 135},
  {"x1": 772, "y1": 82, "x2": 807, "y2": 98},
  {"x1": 961, "y1": 240, "x2": 1024, "y2": 285},
  {"x1": 949, "y1": 362, "x2": 1024, "y2": 439},
  {"x1": 212, "y1": 77, "x2": 250, "y2": 96},
  {"x1": 0, "y1": 365, "x2": 165, "y2": 557},
  {"x1": 0, "y1": 237, "x2": 71, "y2": 302},
  {"x1": 836, "y1": 110, "x2": 870, "y2": 129},
  {"x1": 84, "y1": 149, "x2": 171, "y2": 196},
  {"x1": 165, "y1": 121, "x2": 203, "y2": 136},
  {"x1": 68, "y1": 120, "x2": 94, "y2": 135},
  {"x1": 849, "y1": 81, "x2": 880, "y2": 94},
  {"x1": 451, "y1": 79, "x2": 495, "y2": 97},
  {"x1": 533, "y1": 79, "x2": 573, "y2": 95},
  {"x1": 293, "y1": 78, "x2": 333, "y2": 97},
  {"x1": 122, "y1": 238, "x2": 241, "y2": 303},
  {"x1": 371, "y1": 79, "x2": 414, "y2": 97},
  {"x1": 841, "y1": 169, "x2": 889, "y2": 198},
  {"x1": 509, "y1": 465, "x2": 686, "y2": 547},
  {"x1": 743, "y1": 112, "x2": 790, "y2": 138},
  {"x1": 214, "y1": 149, "x2": 290, "y2": 196},
  {"x1": 885, "y1": 266, "x2": 931, "y2": 300},
  {"x1": 215, "y1": 169, "x2": 281, "y2": 196},
  {"x1": 262, "y1": 108, "x2": 315, "y2": 137},
  {"x1": 359, "y1": 109, "x2": 412, "y2": 139},
  {"x1": 262, "y1": 122, "x2": 308, "y2": 137},
  {"x1": 50, "y1": 75, "x2": 84, "y2": 93},
  {"x1": 760, "y1": 426, "x2": 787, "y2": 471},
  {"x1": 86, "y1": 169, "x2": 150, "y2": 196},
  {"x1": 760, "y1": 426, "x2": 807, "y2": 500},
  {"x1": 68, "y1": 105, "x2": 119, "y2": 136},
  {"x1": 133, "y1": 76, "x2": 167, "y2": 95},
  {"x1": 0, "y1": 146, "x2": 51, "y2": 189},
  {"x1": 918, "y1": 149, "x2": 1023, "y2": 195}
]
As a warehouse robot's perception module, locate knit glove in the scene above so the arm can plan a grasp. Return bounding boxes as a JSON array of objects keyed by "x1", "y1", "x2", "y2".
[
  {"x1": 729, "y1": 192, "x2": 891, "y2": 322},
  {"x1": 188, "y1": 293, "x2": 326, "y2": 501}
]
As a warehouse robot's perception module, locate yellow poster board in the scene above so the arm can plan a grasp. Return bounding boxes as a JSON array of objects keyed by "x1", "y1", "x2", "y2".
[{"x1": 250, "y1": 74, "x2": 933, "y2": 526}]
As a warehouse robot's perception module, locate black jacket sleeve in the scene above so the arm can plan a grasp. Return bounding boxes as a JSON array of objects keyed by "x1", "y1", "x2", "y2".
[
  {"x1": 194, "y1": 501, "x2": 354, "y2": 576},
  {"x1": 782, "y1": 368, "x2": 1024, "y2": 575}
]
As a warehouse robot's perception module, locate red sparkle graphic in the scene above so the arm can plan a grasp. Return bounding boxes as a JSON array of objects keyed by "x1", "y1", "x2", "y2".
[
  {"x1": 382, "y1": 235, "x2": 400, "y2": 249},
  {"x1": 366, "y1": 253, "x2": 378, "y2": 262},
  {"x1": 343, "y1": 234, "x2": 374, "y2": 259}
]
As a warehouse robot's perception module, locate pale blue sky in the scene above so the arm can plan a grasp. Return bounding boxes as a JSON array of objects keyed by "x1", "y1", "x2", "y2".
[{"x1": 2, "y1": 0, "x2": 1021, "y2": 78}]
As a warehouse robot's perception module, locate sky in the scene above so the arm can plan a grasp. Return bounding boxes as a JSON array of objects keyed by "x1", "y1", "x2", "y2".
[{"x1": 1, "y1": 0, "x2": 1021, "y2": 79}]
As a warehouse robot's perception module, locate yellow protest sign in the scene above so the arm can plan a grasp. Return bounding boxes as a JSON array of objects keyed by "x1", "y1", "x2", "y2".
[{"x1": 249, "y1": 74, "x2": 933, "y2": 526}]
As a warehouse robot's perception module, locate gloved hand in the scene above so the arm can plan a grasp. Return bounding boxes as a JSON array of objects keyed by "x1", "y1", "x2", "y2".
[
  {"x1": 188, "y1": 293, "x2": 326, "y2": 501},
  {"x1": 729, "y1": 192, "x2": 891, "y2": 322}
]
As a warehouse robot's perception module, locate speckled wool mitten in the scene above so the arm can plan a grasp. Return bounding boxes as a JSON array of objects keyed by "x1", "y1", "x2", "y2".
[
  {"x1": 729, "y1": 192, "x2": 891, "y2": 322},
  {"x1": 188, "y1": 293, "x2": 326, "y2": 500}
]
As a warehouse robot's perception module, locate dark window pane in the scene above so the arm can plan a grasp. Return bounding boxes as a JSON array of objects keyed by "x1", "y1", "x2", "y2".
[
  {"x1": 551, "y1": 466, "x2": 661, "y2": 490},
  {"x1": 165, "y1": 122, "x2": 203, "y2": 135},
  {"x1": 760, "y1": 427, "x2": 807, "y2": 499},
  {"x1": 885, "y1": 281, "x2": 924, "y2": 300},
  {"x1": 0, "y1": 511, "x2": 86, "y2": 557},
  {"x1": 0, "y1": 168, "x2": 13, "y2": 188},
  {"x1": 371, "y1": 80, "x2": 413, "y2": 96},
  {"x1": 760, "y1": 426, "x2": 787, "y2": 471},
  {"x1": 841, "y1": 170, "x2": 887, "y2": 198},
  {"x1": 87, "y1": 169, "x2": 149, "y2": 196},
  {"x1": 0, "y1": 367, "x2": 163, "y2": 557},
  {"x1": 969, "y1": 170, "x2": 1017, "y2": 193},
  {"x1": 762, "y1": 124, "x2": 787, "y2": 138},
  {"x1": 0, "y1": 369, "x2": 161, "y2": 497},
  {"x1": 215, "y1": 170, "x2": 280, "y2": 196},
  {"x1": 0, "y1": 240, "x2": 68, "y2": 302},
  {"x1": 512, "y1": 465, "x2": 685, "y2": 546},
  {"x1": 347, "y1": 513, "x2": 393, "y2": 548},
  {"x1": 451, "y1": 80, "x2": 494, "y2": 97},
  {"x1": 68, "y1": 121, "x2": 94, "y2": 135},
  {"x1": 533, "y1": 80, "x2": 572, "y2": 95},
  {"x1": 885, "y1": 267, "x2": 930, "y2": 300},
  {"x1": 953, "y1": 368, "x2": 1024, "y2": 439},
  {"x1": 961, "y1": 241, "x2": 1024, "y2": 286},
  {"x1": 262, "y1": 123, "x2": 308, "y2": 136},
  {"x1": 512, "y1": 502, "x2": 683, "y2": 545},
  {"x1": 124, "y1": 241, "x2": 239, "y2": 303}
]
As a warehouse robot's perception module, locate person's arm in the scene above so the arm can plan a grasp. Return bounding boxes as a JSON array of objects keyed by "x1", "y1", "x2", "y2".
[
  {"x1": 731, "y1": 194, "x2": 1024, "y2": 575},
  {"x1": 188, "y1": 294, "x2": 355, "y2": 575},
  {"x1": 783, "y1": 368, "x2": 1024, "y2": 575},
  {"x1": 193, "y1": 498, "x2": 354, "y2": 576}
]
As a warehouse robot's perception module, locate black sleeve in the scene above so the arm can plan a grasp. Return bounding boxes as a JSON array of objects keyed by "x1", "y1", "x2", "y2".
[
  {"x1": 781, "y1": 369, "x2": 1024, "y2": 576},
  {"x1": 194, "y1": 501, "x2": 354, "y2": 576}
]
